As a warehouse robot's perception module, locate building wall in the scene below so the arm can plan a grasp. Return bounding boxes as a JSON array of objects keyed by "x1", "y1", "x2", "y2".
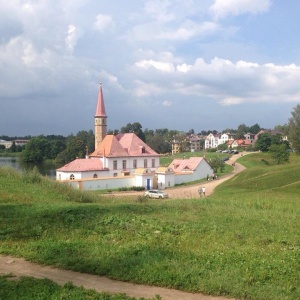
[
  {"x1": 174, "y1": 160, "x2": 213, "y2": 185},
  {"x1": 67, "y1": 176, "x2": 136, "y2": 191},
  {"x1": 100, "y1": 156, "x2": 159, "y2": 177},
  {"x1": 157, "y1": 173, "x2": 174, "y2": 189},
  {"x1": 205, "y1": 133, "x2": 219, "y2": 149},
  {"x1": 56, "y1": 170, "x2": 110, "y2": 181}
]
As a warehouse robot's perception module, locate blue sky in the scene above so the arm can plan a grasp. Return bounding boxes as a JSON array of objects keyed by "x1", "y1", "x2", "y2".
[{"x1": 1, "y1": 0, "x2": 300, "y2": 136}]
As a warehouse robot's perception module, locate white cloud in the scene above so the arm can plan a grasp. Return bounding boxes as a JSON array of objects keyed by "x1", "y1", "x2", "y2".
[
  {"x1": 157, "y1": 21, "x2": 219, "y2": 41},
  {"x1": 133, "y1": 80, "x2": 164, "y2": 97},
  {"x1": 135, "y1": 60, "x2": 175, "y2": 73},
  {"x1": 144, "y1": 0, "x2": 175, "y2": 23},
  {"x1": 131, "y1": 56, "x2": 300, "y2": 107},
  {"x1": 210, "y1": 0, "x2": 271, "y2": 19},
  {"x1": 65, "y1": 24, "x2": 79, "y2": 53},
  {"x1": 93, "y1": 14, "x2": 115, "y2": 32},
  {"x1": 176, "y1": 64, "x2": 192, "y2": 73},
  {"x1": 162, "y1": 100, "x2": 172, "y2": 106}
]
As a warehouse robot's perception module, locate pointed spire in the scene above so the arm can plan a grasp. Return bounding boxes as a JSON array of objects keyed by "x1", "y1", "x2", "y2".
[{"x1": 95, "y1": 83, "x2": 107, "y2": 117}]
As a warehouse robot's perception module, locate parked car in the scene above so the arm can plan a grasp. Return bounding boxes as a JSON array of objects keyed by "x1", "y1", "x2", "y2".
[{"x1": 144, "y1": 189, "x2": 169, "y2": 199}]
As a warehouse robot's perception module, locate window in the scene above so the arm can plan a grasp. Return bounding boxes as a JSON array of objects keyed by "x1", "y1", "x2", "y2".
[
  {"x1": 152, "y1": 159, "x2": 155, "y2": 168},
  {"x1": 144, "y1": 159, "x2": 147, "y2": 168},
  {"x1": 133, "y1": 159, "x2": 137, "y2": 168},
  {"x1": 113, "y1": 160, "x2": 117, "y2": 170},
  {"x1": 113, "y1": 173, "x2": 117, "y2": 177},
  {"x1": 122, "y1": 160, "x2": 127, "y2": 170},
  {"x1": 93, "y1": 174, "x2": 98, "y2": 178},
  {"x1": 70, "y1": 174, "x2": 75, "y2": 180}
]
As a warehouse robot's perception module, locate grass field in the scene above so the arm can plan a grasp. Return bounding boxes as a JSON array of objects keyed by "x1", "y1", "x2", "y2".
[{"x1": 0, "y1": 152, "x2": 299, "y2": 300}]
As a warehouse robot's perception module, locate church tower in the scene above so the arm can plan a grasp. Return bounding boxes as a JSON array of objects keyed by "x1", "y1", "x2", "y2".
[{"x1": 94, "y1": 83, "x2": 107, "y2": 150}]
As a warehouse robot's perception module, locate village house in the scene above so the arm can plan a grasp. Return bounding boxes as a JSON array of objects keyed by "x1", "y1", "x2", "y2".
[
  {"x1": 0, "y1": 139, "x2": 29, "y2": 149},
  {"x1": 56, "y1": 84, "x2": 213, "y2": 190},
  {"x1": 227, "y1": 139, "x2": 251, "y2": 149},
  {"x1": 204, "y1": 132, "x2": 234, "y2": 149}
]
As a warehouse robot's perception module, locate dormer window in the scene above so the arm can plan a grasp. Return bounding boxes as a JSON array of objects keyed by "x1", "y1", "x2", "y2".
[{"x1": 139, "y1": 146, "x2": 146, "y2": 154}]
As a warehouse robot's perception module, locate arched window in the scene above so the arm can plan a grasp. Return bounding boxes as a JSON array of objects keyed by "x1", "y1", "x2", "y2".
[
  {"x1": 70, "y1": 174, "x2": 75, "y2": 180},
  {"x1": 93, "y1": 173, "x2": 98, "y2": 178}
]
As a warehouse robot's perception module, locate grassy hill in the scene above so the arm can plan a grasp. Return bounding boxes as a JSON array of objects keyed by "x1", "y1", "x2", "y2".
[{"x1": 0, "y1": 153, "x2": 299, "y2": 300}]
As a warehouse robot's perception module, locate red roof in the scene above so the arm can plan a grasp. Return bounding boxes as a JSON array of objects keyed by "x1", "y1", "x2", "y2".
[
  {"x1": 168, "y1": 157, "x2": 204, "y2": 172},
  {"x1": 227, "y1": 139, "x2": 251, "y2": 147},
  {"x1": 90, "y1": 133, "x2": 159, "y2": 157},
  {"x1": 57, "y1": 158, "x2": 103, "y2": 172},
  {"x1": 95, "y1": 84, "x2": 107, "y2": 118},
  {"x1": 90, "y1": 135, "x2": 129, "y2": 157},
  {"x1": 116, "y1": 133, "x2": 158, "y2": 156}
]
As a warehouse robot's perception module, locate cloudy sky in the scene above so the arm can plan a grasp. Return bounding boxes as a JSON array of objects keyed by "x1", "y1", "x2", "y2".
[{"x1": 1, "y1": 0, "x2": 300, "y2": 136}]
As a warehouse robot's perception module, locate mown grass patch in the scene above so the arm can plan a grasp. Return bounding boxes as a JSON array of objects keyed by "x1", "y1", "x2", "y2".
[{"x1": 0, "y1": 156, "x2": 299, "y2": 300}]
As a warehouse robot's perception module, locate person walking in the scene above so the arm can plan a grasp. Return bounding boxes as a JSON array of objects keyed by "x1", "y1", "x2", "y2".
[
  {"x1": 202, "y1": 186, "x2": 206, "y2": 196},
  {"x1": 198, "y1": 186, "x2": 203, "y2": 197}
]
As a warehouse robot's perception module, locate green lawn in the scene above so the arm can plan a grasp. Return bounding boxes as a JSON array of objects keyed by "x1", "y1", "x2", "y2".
[{"x1": 0, "y1": 153, "x2": 299, "y2": 300}]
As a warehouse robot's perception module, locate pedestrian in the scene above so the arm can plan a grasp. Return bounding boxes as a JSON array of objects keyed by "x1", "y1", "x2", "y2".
[
  {"x1": 202, "y1": 186, "x2": 206, "y2": 196},
  {"x1": 198, "y1": 186, "x2": 203, "y2": 197},
  {"x1": 207, "y1": 174, "x2": 209, "y2": 181}
]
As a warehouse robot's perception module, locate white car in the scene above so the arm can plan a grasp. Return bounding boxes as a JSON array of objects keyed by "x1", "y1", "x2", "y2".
[{"x1": 144, "y1": 189, "x2": 169, "y2": 199}]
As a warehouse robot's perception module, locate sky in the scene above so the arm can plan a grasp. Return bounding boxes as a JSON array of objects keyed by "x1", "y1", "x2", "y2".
[{"x1": 1, "y1": 0, "x2": 300, "y2": 137}]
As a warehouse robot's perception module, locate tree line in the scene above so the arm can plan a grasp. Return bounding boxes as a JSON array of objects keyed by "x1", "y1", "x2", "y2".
[{"x1": 1, "y1": 104, "x2": 300, "y2": 163}]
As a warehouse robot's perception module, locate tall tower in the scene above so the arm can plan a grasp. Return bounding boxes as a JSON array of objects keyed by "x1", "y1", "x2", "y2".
[{"x1": 94, "y1": 83, "x2": 107, "y2": 150}]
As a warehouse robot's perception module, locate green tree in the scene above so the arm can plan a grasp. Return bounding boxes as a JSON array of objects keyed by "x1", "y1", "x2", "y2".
[
  {"x1": 22, "y1": 137, "x2": 50, "y2": 162},
  {"x1": 249, "y1": 123, "x2": 261, "y2": 134},
  {"x1": 271, "y1": 134, "x2": 282, "y2": 146},
  {"x1": 269, "y1": 144, "x2": 290, "y2": 164},
  {"x1": 10, "y1": 141, "x2": 16, "y2": 153},
  {"x1": 255, "y1": 132, "x2": 272, "y2": 152},
  {"x1": 274, "y1": 124, "x2": 289, "y2": 135},
  {"x1": 288, "y1": 104, "x2": 300, "y2": 153},
  {"x1": 236, "y1": 124, "x2": 249, "y2": 138},
  {"x1": 209, "y1": 158, "x2": 225, "y2": 173}
]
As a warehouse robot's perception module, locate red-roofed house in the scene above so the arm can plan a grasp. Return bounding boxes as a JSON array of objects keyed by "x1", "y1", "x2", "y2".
[
  {"x1": 168, "y1": 157, "x2": 213, "y2": 185},
  {"x1": 227, "y1": 139, "x2": 251, "y2": 149}
]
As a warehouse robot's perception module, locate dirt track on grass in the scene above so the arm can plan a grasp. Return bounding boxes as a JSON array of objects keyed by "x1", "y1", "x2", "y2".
[{"x1": 0, "y1": 154, "x2": 247, "y2": 300}]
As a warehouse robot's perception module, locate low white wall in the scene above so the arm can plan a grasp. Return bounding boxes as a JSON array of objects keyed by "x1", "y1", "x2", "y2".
[{"x1": 65, "y1": 176, "x2": 137, "y2": 191}]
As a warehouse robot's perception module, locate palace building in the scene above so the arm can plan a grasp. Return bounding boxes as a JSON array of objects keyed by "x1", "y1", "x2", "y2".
[{"x1": 56, "y1": 84, "x2": 213, "y2": 191}]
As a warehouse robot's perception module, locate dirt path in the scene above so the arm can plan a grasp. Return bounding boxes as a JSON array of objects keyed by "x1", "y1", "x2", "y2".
[
  {"x1": 0, "y1": 154, "x2": 246, "y2": 300},
  {"x1": 0, "y1": 256, "x2": 235, "y2": 300}
]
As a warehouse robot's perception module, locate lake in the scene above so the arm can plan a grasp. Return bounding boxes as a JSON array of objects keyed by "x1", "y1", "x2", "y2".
[{"x1": 0, "y1": 157, "x2": 61, "y2": 179}]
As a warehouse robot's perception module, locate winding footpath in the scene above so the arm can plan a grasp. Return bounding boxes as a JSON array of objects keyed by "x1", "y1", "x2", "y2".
[{"x1": 0, "y1": 154, "x2": 246, "y2": 300}]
